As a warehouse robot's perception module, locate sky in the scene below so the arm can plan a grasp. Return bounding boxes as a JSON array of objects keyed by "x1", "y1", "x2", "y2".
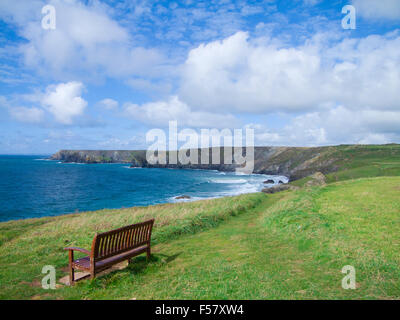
[{"x1": 0, "y1": 0, "x2": 399, "y2": 154}]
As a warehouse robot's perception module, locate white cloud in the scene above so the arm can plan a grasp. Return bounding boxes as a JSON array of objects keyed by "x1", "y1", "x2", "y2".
[
  {"x1": 358, "y1": 134, "x2": 391, "y2": 145},
  {"x1": 9, "y1": 107, "x2": 44, "y2": 123},
  {"x1": 124, "y1": 95, "x2": 238, "y2": 128},
  {"x1": 0, "y1": 0, "x2": 166, "y2": 80},
  {"x1": 97, "y1": 135, "x2": 147, "y2": 149},
  {"x1": 251, "y1": 106, "x2": 400, "y2": 146},
  {"x1": 98, "y1": 98, "x2": 118, "y2": 110},
  {"x1": 1, "y1": 1, "x2": 400, "y2": 148},
  {"x1": 41, "y1": 81, "x2": 87, "y2": 124},
  {"x1": 124, "y1": 29, "x2": 400, "y2": 146},
  {"x1": 180, "y1": 31, "x2": 400, "y2": 114},
  {"x1": 0, "y1": 0, "x2": 43, "y2": 25},
  {"x1": 352, "y1": 0, "x2": 400, "y2": 20}
]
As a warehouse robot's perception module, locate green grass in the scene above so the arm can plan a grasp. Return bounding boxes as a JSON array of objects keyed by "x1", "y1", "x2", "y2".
[
  {"x1": 324, "y1": 144, "x2": 400, "y2": 181},
  {"x1": 260, "y1": 177, "x2": 400, "y2": 298},
  {"x1": 1, "y1": 176, "x2": 399, "y2": 299},
  {"x1": 0, "y1": 193, "x2": 263, "y2": 299},
  {"x1": 287, "y1": 144, "x2": 400, "y2": 187},
  {"x1": 2, "y1": 144, "x2": 400, "y2": 300}
]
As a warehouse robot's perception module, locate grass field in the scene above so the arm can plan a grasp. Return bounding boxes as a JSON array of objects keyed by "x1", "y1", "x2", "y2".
[
  {"x1": 1, "y1": 144, "x2": 400, "y2": 299},
  {"x1": 326, "y1": 145, "x2": 400, "y2": 182},
  {"x1": 289, "y1": 144, "x2": 400, "y2": 187},
  {"x1": 1, "y1": 174, "x2": 399, "y2": 299}
]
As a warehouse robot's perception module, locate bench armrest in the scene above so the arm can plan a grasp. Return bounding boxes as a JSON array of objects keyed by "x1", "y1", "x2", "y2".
[{"x1": 64, "y1": 247, "x2": 91, "y2": 255}]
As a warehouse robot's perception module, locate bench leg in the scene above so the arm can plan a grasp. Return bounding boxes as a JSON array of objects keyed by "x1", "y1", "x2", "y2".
[
  {"x1": 69, "y1": 267, "x2": 75, "y2": 286},
  {"x1": 68, "y1": 250, "x2": 75, "y2": 286},
  {"x1": 90, "y1": 265, "x2": 95, "y2": 280},
  {"x1": 146, "y1": 247, "x2": 151, "y2": 261}
]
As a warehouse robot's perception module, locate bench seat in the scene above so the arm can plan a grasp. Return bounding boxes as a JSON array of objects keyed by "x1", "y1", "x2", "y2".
[
  {"x1": 64, "y1": 219, "x2": 154, "y2": 284},
  {"x1": 73, "y1": 245, "x2": 148, "y2": 271}
]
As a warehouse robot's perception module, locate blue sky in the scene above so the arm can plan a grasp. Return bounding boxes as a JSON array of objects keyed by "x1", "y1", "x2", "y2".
[{"x1": 0, "y1": 0, "x2": 399, "y2": 154}]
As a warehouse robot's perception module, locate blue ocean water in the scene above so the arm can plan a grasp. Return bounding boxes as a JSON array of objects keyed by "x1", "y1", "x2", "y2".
[{"x1": 0, "y1": 155, "x2": 287, "y2": 222}]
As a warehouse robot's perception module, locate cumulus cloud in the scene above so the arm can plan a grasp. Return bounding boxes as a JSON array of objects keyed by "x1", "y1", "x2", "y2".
[
  {"x1": 125, "y1": 29, "x2": 400, "y2": 145},
  {"x1": 180, "y1": 31, "x2": 400, "y2": 113},
  {"x1": 0, "y1": 0, "x2": 166, "y2": 80},
  {"x1": 250, "y1": 106, "x2": 400, "y2": 146},
  {"x1": 9, "y1": 107, "x2": 44, "y2": 123},
  {"x1": 41, "y1": 81, "x2": 87, "y2": 124},
  {"x1": 181, "y1": 31, "x2": 325, "y2": 112},
  {"x1": 352, "y1": 0, "x2": 400, "y2": 20},
  {"x1": 124, "y1": 95, "x2": 238, "y2": 128},
  {"x1": 98, "y1": 98, "x2": 118, "y2": 110},
  {"x1": 2, "y1": 1, "x2": 399, "y2": 149}
]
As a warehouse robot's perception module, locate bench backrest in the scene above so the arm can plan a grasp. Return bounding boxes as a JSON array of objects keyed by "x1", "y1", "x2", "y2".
[{"x1": 92, "y1": 219, "x2": 154, "y2": 261}]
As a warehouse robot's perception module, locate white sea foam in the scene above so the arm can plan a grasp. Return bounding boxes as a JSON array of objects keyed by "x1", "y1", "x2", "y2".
[
  {"x1": 211, "y1": 173, "x2": 288, "y2": 197},
  {"x1": 228, "y1": 182, "x2": 260, "y2": 195},
  {"x1": 210, "y1": 178, "x2": 248, "y2": 184},
  {"x1": 168, "y1": 172, "x2": 287, "y2": 204},
  {"x1": 234, "y1": 171, "x2": 247, "y2": 176}
]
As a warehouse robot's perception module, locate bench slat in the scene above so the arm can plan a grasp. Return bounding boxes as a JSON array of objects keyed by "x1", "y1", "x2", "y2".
[{"x1": 94, "y1": 219, "x2": 154, "y2": 261}]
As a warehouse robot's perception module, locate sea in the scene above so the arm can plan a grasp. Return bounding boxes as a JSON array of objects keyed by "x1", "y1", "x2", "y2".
[{"x1": 0, "y1": 155, "x2": 288, "y2": 222}]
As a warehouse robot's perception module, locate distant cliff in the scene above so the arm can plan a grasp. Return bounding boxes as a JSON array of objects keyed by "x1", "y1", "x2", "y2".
[
  {"x1": 50, "y1": 144, "x2": 400, "y2": 181},
  {"x1": 50, "y1": 150, "x2": 147, "y2": 167}
]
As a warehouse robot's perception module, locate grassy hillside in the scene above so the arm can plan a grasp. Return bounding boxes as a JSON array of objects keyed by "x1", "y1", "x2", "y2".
[
  {"x1": 2, "y1": 144, "x2": 400, "y2": 299},
  {"x1": 259, "y1": 177, "x2": 400, "y2": 299},
  {"x1": 1, "y1": 175, "x2": 399, "y2": 299},
  {"x1": 0, "y1": 194, "x2": 262, "y2": 299},
  {"x1": 289, "y1": 144, "x2": 400, "y2": 187}
]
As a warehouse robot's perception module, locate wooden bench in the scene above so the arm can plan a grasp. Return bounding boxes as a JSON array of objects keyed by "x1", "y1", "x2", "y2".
[{"x1": 64, "y1": 219, "x2": 155, "y2": 285}]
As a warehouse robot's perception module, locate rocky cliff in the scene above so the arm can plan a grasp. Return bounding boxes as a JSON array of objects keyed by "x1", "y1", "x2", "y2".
[
  {"x1": 50, "y1": 145, "x2": 354, "y2": 180},
  {"x1": 50, "y1": 150, "x2": 147, "y2": 167},
  {"x1": 50, "y1": 144, "x2": 400, "y2": 181}
]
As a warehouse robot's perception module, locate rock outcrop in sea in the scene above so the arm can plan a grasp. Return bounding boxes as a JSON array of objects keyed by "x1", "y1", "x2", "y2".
[
  {"x1": 263, "y1": 179, "x2": 275, "y2": 184},
  {"x1": 175, "y1": 195, "x2": 191, "y2": 200}
]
